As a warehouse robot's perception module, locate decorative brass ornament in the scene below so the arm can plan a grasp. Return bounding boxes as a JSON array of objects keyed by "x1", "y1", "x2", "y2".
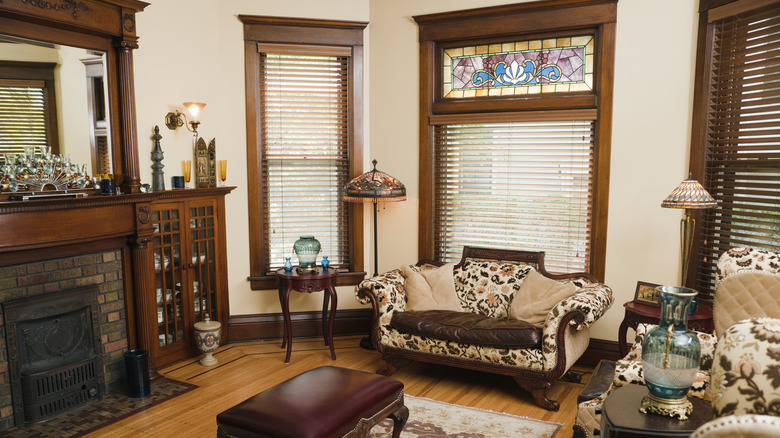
[{"x1": 639, "y1": 392, "x2": 693, "y2": 420}]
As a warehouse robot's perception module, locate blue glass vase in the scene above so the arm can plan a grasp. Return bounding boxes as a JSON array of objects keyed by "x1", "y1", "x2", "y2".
[
  {"x1": 283, "y1": 257, "x2": 293, "y2": 272},
  {"x1": 321, "y1": 256, "x2": 330, "y2": 270},
  {"x1": 639, "y1": 286, "x2": 700, "y2": 419}
]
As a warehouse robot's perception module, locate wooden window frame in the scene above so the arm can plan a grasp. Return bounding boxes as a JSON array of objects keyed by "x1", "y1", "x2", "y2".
[
  {"x1": 0, "y1": 61, "x2": 59, "y2": 156},
  {"x1": 688, "y1": 0, "x2": 780, "y2": 298},
  {"x1": 242, "y1": 16, "x2": 367, "y2": 290},
  {"x1": 415, "y1": 0, "x2": 617, "y2": 280}
]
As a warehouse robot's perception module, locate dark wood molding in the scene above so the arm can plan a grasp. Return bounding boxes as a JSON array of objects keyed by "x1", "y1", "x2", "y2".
[{"x1": 227, "y1": 308, "x2": 372, "y2": 343}]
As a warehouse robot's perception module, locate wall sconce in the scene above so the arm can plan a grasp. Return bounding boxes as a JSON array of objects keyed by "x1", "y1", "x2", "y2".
[{"x1": 165, "y1": 102, "x2": 206, "y2": 136}]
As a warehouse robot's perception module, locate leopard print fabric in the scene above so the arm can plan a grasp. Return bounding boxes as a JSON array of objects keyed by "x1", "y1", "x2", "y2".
[
  {"x1": 716, "y1": 248, "x2": 780, "y2": 285},
  {"x1": 355, "y1": 258, "x2": 613, "y2": 371}
]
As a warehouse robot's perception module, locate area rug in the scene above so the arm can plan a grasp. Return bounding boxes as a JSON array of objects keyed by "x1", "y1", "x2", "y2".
[
  {"x1": 371, "y1": 395, "x2": 561, "y2": 438},
  {"x1": 1, "y1": 377, "x2": 197, "y2": 438}
]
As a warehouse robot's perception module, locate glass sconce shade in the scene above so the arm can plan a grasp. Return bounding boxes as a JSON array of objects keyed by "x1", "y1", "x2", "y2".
[{"x1": 183, "y1": 102, "x2": 206, "y2": 123}]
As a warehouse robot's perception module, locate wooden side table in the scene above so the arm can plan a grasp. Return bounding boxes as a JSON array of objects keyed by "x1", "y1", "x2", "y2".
[
  {"x1": 274, "y1": 268, "x2": 339, "y2": 363},
  {"x1": 618, "y1": 300, "x2": 713, "y2": 357},
  {"x1": 600, "y1": 384, "x2": 712, "y2": 437}
]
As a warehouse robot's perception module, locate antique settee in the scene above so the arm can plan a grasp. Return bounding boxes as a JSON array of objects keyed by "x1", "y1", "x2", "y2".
[{"x1": 355, "y1": 246, "x2": 613, "y2": 411}]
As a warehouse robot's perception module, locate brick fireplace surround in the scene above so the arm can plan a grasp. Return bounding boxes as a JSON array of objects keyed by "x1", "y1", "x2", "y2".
[{"x1": 0, "y1": 250, "x2": 127, "y2": 431}]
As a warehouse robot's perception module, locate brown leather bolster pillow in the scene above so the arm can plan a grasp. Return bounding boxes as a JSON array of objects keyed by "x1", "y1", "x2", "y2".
[{"x1": 390, "y1": 309, "x2": 542, "y2": 349}]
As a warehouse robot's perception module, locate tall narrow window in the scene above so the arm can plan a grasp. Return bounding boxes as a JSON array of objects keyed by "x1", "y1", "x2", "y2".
[
  {"x1": 260, "y1": 49, "x2": 350, "y2": 271},
  {"x1": 243, "y1": 16, "x2": 366, "y2": 289},
  {"x1": 415, "y1": 0, "x2": 616, "y2": 278},
  {"x1": 691, "y1": 1, "x2": 780, "y2": 298}
]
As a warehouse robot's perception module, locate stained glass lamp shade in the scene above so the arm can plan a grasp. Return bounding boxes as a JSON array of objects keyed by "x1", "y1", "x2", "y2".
[
  {"x1": 344, "y1": 160, "x2": 406, "y2": 276},
  {"x1": 661, "y1": 173, "x2": 717, "y2": 286}
]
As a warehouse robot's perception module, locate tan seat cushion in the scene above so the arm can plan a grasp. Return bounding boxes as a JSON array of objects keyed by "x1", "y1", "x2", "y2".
[
  {"x1": 401, "y1": 263, "x2": 462, "y2": 312},
  {"x1": 509, "y1": 269, "x2": 577, "y2": 327},
  {"x1": 713, "y1": 272, "x2": 780, "y2": 337}
]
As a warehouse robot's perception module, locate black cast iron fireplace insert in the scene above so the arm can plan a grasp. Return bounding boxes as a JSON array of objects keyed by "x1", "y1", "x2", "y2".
[{"x1": 3, "y1": 286, "x2": 104, "y2": 425}]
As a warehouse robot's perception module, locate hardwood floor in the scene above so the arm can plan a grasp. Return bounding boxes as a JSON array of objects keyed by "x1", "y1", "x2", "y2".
[{"x1": 86, "y1": 335, "x2": 593, "y2": 437}]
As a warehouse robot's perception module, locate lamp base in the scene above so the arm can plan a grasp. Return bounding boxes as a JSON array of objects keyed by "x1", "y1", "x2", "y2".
[{"x1": 639, "y1": 393, "x2": 693, "y2": 420}]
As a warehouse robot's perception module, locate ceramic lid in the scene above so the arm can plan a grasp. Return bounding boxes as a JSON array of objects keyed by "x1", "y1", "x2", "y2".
[{"x1": 194, "y1": 315, "x2": 220, "y2": 331}]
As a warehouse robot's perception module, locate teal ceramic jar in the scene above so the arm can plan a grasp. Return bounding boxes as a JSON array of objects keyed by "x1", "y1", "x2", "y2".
[
  {"x1": 639, "y1": 286, "x2": 700, "y2": 419},
  {"x1": 293, "y1": 236, "x2": 320, "y2": 269}
]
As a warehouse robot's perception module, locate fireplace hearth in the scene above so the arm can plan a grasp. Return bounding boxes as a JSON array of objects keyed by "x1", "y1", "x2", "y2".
[{"x1": 3, "y1": 286, "x2": 104, "y2": 425}]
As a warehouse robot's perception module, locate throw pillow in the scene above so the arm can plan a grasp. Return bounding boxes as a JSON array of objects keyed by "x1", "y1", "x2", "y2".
[
  {"x1": 401, "y1": 263, "x2": 462, "y2": 312},
  {"x1": 509, "y1": 269, "x2": 577, "y2": 327}
]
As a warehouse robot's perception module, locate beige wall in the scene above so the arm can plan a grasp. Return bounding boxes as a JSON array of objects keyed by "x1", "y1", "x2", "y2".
[{"x1": 134, "y1": 0, "x2": 698, "y2": 342}]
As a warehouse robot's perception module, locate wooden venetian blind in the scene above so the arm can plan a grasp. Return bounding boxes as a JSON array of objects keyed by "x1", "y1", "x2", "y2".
[
  {"x1": 433, "y1": 118, "x2": 595, "y2": 273},
  {"x1": 695, "y1": 3, "x2": 780, "y2": 297},
  {"x1": 259, "y1": 46, "x2": 351, "y2": 272},
  {"x1": 0, "y1": 79, "x2": 48, "y2": 162}
]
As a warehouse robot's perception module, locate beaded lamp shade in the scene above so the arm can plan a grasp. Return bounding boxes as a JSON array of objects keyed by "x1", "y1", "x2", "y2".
[
  {"x1": 343, "y1": 160, "x2": 406, "y2": 203},
  {"x1": 661, "y1": 173, "x2": 717, "y2": 209}
]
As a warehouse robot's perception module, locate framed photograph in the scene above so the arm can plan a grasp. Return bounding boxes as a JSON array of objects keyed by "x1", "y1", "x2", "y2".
[{"x1": 633, "y1": 281, "x2": 661, "y2": 307}]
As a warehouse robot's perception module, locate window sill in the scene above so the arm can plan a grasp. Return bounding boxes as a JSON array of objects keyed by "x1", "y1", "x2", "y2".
[{"x1": 248, "y1": 270, "x2": 367, "y2": 290}]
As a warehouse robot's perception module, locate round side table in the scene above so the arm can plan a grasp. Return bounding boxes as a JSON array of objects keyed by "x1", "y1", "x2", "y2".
[
  {"x1": 600, "y1": 384, "x2": 712, "y2": 438},
  {"x1": 274, "y1": 268, "x2": 339, "y2": 363}
]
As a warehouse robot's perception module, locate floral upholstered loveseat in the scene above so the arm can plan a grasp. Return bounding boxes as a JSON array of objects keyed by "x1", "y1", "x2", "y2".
[{"x1": 355, "y1": 246, "x2": 613, "y2": 411}]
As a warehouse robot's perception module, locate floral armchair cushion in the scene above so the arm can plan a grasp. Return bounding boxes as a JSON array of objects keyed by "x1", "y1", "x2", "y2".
[{"x1": 710, "y1": 317, "x2": 780, "y2": 417}]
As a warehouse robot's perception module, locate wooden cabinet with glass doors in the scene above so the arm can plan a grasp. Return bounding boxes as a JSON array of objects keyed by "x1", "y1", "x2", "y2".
[{"x1": 150, "y1": 192, "x2": 229, "y2": 367}]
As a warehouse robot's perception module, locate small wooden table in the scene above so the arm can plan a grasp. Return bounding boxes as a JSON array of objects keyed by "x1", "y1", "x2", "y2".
[
  {"x1": 600, "y1": 384, "x2": 712, "y2": 438},
  {"x1": 274, "y1": 268, "x2": 339, "y2": 363},
  {"x1": 618, "y1": 300, "x2": 713, "y2": 357}
]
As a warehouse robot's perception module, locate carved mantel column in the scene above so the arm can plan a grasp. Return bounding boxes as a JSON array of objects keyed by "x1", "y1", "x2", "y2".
[
  {"x1": 117, "y1": 10, "x2": 142, "y2": 194},
  {"x1": 131, "y1": 204, "x2": 158, "y2": 375}
]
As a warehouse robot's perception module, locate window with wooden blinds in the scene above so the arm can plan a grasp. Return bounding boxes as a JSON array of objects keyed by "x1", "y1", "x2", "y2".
[
  {"x1": 260, "y1": 51, "x2": 351, "y2": 272},
  {"x1": 0, "y1": 80, "x2": 48, "y2": 162},
  {"x1": 693, "y1": 1, "x2": 780, "y2": 298},
  {"x1": 415, "y1": 1, "x2": 616, "y2": 279},
  {"x1": 433, "y1": 120, "x2": 594, "y2": 273}
]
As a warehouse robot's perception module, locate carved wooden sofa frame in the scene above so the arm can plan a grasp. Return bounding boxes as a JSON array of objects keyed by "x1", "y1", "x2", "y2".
[{"x1": 356, "y1": 246, "x2": 613, "y2": 411}]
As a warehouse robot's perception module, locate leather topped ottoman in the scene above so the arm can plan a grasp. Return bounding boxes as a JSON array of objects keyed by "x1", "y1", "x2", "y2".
[{"x1": 216, "y1": 366, "x2": 408, "y2": 438}]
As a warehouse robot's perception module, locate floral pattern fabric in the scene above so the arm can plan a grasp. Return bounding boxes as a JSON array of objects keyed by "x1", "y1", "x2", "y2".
[
  {"x1": 716, "y1": 248, "x2": 780, "y2": 284},
  {"x1": 355, "y1": 258, "x2": 613, "y2": 372},
  {"x1": 710, "y1": 317, "x2": 780, "y2": 417}
]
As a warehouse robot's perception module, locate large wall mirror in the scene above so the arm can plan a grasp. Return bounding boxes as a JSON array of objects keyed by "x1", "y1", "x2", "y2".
[
  {"x1": 0, "y1": 0, "x2": 149, "y2": 194},
  {"x1": 0, "y1": 36, "x2": 113, "y2": 176}
]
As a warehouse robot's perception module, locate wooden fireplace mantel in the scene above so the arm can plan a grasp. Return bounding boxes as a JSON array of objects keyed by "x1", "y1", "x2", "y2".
[{"x1": 0, "y1": 187, "x2": 235, "y2": 373}]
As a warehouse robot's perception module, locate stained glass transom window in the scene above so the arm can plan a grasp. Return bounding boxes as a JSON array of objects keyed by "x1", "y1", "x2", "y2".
[{"x1": 443, "y1": 35, "x2": 594, "y2": 98}]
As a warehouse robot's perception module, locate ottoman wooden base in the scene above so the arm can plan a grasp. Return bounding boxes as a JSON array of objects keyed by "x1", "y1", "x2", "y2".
[{"x1": 217, "y1": 366, "x2": 408, "y2": 438}]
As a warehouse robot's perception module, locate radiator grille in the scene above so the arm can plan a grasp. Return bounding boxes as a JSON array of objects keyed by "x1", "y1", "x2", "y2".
[{"x1": 21, "y1": 357, "x2": 100, "y2": 423}]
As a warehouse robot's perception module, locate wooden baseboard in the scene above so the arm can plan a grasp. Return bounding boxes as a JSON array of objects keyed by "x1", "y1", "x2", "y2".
[
  {"x1": 228, "y1": 309, "x2": 622, "y2": 368},
  {"x1": 576, "y1": 338, "x2": 622, "y2": 367},
  {"x1": 227, "y1": 308, "x2": 373, "y2": 342}
]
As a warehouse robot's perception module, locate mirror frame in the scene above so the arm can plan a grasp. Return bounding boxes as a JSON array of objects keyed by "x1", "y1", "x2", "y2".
[{"x1": 0, "y1": 0, "x2": 149, "y2": 194}]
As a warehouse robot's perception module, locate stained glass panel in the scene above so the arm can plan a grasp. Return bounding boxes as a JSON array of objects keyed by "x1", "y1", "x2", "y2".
[{"x1": 443, "y1": 36, "x2": 594, "y2": 98}]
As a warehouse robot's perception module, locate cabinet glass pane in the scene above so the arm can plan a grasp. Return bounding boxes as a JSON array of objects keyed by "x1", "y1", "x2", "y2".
[
  {"x1": 153, "y1": 207, "x2": 186, "y2": 348},
  {"x1": 189, "y1": 204, "x2": 218, "y2": 321}
]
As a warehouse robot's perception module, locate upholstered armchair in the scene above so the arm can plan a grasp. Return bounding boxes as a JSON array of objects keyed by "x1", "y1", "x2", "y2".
[
  {"x1": 575, "y1": 247, "x2": 780, "y2": 438},
  {"x1": 690, "y1": 318, "x2": 780, "y2": 437}
]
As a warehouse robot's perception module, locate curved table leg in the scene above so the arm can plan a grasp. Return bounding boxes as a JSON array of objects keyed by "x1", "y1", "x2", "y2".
[
  {"x1": 322, "y1": 290, "x2": 329, "y2": 346},
  {"x1": 618, "y1": 309, "x2": 632, "y2": 358},
  {"x1": 326, "y1": 285, "x2": 338, "y2": 360},
  {"x1": 280, "y1": 284, "x2": 293, "y2": 363}
]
